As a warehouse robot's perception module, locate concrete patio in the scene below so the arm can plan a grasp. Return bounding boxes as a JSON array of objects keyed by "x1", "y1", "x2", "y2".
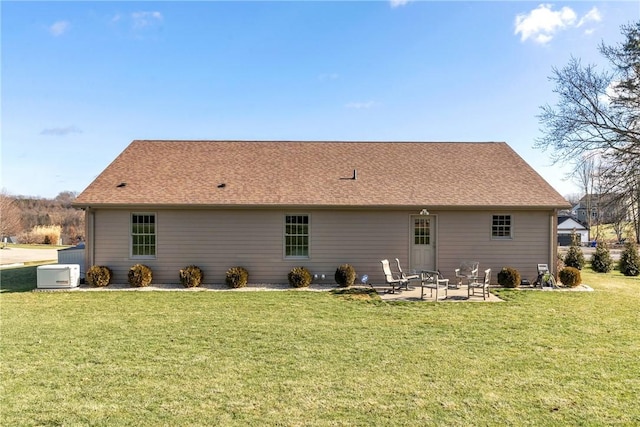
[{"x1": 373, "y1": 283, "x2": 504, "y2": 302}]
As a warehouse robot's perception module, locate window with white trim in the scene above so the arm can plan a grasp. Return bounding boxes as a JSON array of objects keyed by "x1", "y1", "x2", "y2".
[
  {"x1": 285, "y1": 214, "x2": 309, "y2": 258},
  {"x1": 491, "y1": 215, "x2": 512, "y2": 239},
  {"x1": 414, "y1": 217, "x2": 430, "y2": 245},
  {"x1": 131, "y1": 213, "x2": 156, "y2": 258}
]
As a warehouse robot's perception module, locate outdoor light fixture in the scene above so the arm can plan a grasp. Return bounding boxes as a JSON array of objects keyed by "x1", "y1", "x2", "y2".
[{"x1": 420, "y1": 209, "x2": 429, "y2": 215}]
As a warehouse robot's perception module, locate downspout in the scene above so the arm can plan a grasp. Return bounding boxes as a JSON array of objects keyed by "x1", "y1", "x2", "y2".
[
  {"x1": 85, "y1": 207, "x2": 95, "y2": 270},
  {"x1": 550, "y1": 210, "x2": 557, "y2": 277}
]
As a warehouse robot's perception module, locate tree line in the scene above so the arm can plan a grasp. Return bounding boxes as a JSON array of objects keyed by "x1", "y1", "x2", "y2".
[{"x1": 0, "y1": 190, "x2": 84, "y2": 245}]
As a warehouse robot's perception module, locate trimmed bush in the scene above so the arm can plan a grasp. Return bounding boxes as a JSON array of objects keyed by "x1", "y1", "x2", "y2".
[
  {"x1": 334, "y1": 264, "x2": 357, "y2": 287},
  {"x1": 564, "y1": 244, "x2": 585, "y2": 270},
  {"x1": 559, "y1": 267, "x2": 581, "y2": 288},
  {"x1": 497, "y1": 267, "x2": 521, "y2": 288},
  {"x1": 128, "y1": 264, "x2": 152, "y2": 287},
  {"x1": 226, "y1": 266, "x2": 249, "y2": 288},
  {"x1": 288, "y1": 266, "x2": 312, "y2": 288},
  {"x1": 86, "y1": 265, "x2": 111, "y2": 287},
  {"x1": 179, "y1": 265, "x2": 203, "y2": 288},
  {"x1": 591, "y1": 241, "x2": 613, "y2": 273},
  {"x1": 619, "y1": 242, "x2": 640, "y2": 277}
]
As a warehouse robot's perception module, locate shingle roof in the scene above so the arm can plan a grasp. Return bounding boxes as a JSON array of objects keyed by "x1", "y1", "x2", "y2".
[{"x1": 74, "y1": 140, "x2": 570, "y2": 209}]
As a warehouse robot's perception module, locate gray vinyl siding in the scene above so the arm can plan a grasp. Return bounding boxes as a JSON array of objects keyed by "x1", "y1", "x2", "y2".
[
  {"x1": 91, "y1": 209, "x2": 410, "y2": 285},
  {"x1": 436, "y1": 210, "x2": 554, "y2": 284},
  {"x1": 90, "y1": 208, "x2": 555, "y2": 286}
]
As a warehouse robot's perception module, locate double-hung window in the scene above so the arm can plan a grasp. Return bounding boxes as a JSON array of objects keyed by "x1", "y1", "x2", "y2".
[
  {"x1": 491, "y1": 214, "x2": 512, "y2": 239},
  {"x1": 285, "y1": 214, "x2": 309, "y2": 258},
  {"x1": 131, "y1": 213, "x2": 156, "y2": 258}
]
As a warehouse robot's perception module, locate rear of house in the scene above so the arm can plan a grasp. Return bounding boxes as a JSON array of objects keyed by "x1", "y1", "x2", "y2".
[{"x1": 74, "y1": 141, "x2": 570, "y2": 286}]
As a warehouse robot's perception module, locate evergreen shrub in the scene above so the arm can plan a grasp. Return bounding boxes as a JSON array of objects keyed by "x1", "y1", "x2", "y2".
[
  {"x1": 86, "y1": 265, "x2": 112, "y2": 287},
  {"x1": 559, "y1": 267, "x2": 581, "y2": 288},
  {"x1": 619, "y1": 242, "x2": 640, "y2": 277},
  {"x1": 179, "y1": 265, "x2": 203, "y2": 288},
  {"x1": 226, "y1": 266, "x2": 249, "y2": 288},
  {"x1": 591, "y1": 241, "x2": 613, "y2": 273},
  {"x1": 128, "y1": 264, "x2": 153, "y2": 287},
  {"x1": 564, "y1": 244, "x2": 585, "y2": 270},
  {"x1": 288, "y1": 266, "x2": 312, "y2": 288},
  {"x1": 334, "y1": 264, "x2": 357, "y2": 287},
  {"x1": 497, "y1": 267, "x2": 521, "y2": 288}
]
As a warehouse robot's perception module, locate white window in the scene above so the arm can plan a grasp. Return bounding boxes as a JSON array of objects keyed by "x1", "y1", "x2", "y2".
[
  {"x1": 131, "y1": 213, "x2": 156, "y2": 258},
  {"x1": 285, "y1": 214, "x2": 309, "y2": 258},
  {"x1": 414, "y1": 217, "x2": 430, "y2": 245},
  {"x1": 491, "y1": 215, "x2": 512, "y2": 239}
]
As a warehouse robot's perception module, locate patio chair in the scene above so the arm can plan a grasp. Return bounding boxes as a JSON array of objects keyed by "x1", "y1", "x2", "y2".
[
  {"x1": 395, "y1": 258, "x2": 420, "y2": 283},
  {"x1": 468, "y1": 268, "x2": 491, "y2": 300},
  {"x1": 420, "y1": 270, "x2": 449, "y2": 301},
  {"x1": 380, "y1": 259, "x2": 409, "y2": 294},
  {"x1": 454, "y1": 261, "x2": 479, "y2": 289}
]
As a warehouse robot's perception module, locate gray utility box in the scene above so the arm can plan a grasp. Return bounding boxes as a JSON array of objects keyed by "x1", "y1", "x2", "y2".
[{"x1": 37, "y1": 264, "x2": 80, "y2": 289}]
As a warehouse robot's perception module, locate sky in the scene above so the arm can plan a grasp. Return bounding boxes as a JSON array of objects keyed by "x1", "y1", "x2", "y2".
[{"x1": 2, "y1": 0, "x2": 639, "y2": 199}]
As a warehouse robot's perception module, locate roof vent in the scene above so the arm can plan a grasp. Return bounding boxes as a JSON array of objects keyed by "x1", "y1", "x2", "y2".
[
  {"x1": 217, "y1": 183, "x2": 226, "y2": 188},
  {"x1": 340, "y1": 169, "x2": 357, "y2": 180},
  {"x1": 116, "y1": 182, "x2": 127, "y2": 188}
]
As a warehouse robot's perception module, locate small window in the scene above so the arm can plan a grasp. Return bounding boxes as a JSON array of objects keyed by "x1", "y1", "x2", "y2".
[
  {"x1": 285, "y1": 214, "x2": 309, "y2": 258},
  {"x1": 131, "y1": 213, "x2": 156, "y2": 258},
  {"x1": 492, "y1": 215, "x2": 512, "y2": 239},
  {"x1": 414, "y1": 217, "x2": 430, "y2": 245}
]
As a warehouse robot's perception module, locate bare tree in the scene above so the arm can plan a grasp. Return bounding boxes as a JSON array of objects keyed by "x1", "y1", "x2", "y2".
[
  {"x1": 536, "y1": 22, "x2": 640, "y2": 243},
  {"x1": 564, "y1": 192, "x2": 582, "y2": 206},
  {"x1": 0, "y1": 190, "x2": 23, "y2": 240}
]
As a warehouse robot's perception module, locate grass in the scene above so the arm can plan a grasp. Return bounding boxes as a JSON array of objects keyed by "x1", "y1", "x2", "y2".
[
  {"x1": 1, "y1": 266, "x2": 639, "y2": 426},
  {"x1": 1, "y1": 243, "x2": 69, "y2": 250}
]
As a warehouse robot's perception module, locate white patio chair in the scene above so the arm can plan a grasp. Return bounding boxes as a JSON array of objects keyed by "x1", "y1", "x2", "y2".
[
  {"x1": 420, "y1": 270, "x2": 449, "y2": 301},
  {"x1": 468, "y1": 268, "x2": 491, "y2": 300},
  {"x1": 455, "y1": 261, "x2": 479, "y2": 289},
  {"x1": 380, "y1": 259, "x2": 409, "y2": 294},
  {"x1": 395, "y1": 258, "x2": 420, "y2": 284}
]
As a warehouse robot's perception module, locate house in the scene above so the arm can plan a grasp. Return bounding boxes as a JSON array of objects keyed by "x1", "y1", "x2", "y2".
[
  {"x1": 73, "y1": 140, "x2": 570, "y2": 286},
  {"x1": 573, "y1": 193, "x2": 630, "y2": 225},
  {"x1": 557, "y1": 216, "x2": 589, "y2": 246}
]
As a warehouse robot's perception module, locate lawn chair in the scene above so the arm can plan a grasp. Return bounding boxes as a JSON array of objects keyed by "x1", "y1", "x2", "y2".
[
  {"x1": 455, "y1": 261, "x2": 479, "y2": 289},
  {"x1": 468, "y1": 268, "x2": 491, "y2": 300},
  {"x1": 395, "y1": 258, "x2": 420, "y2": 283},
  {"x1": 380, "y1": 259, "x2": 409, "y2": 294},
  {"x1": 420, "y1": 270, "x2": 449, "y2": 301}
]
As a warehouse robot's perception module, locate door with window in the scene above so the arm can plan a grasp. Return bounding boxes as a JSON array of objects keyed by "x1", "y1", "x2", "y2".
[{"x1": 410, "y1": 215, "x2": 436, "y2": 272}]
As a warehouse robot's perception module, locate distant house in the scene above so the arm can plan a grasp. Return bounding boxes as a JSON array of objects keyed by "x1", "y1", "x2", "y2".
[
  {"x1": 557, "y1": 216, "x2": 589, "y2": 246},
  {"x1": 73, "y1": 140, "x2": 570, "y2": 286},
  {"x1": 573, "y1": 193, "x2": 630, "y2": 225}
]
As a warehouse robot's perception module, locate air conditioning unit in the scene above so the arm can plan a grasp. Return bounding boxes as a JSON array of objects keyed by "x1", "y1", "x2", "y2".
[{"x1": 37, "y1": 264, "x2": 80, "y2": 289}]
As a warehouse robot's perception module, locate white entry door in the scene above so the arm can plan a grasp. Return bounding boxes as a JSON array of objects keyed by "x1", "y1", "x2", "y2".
[{"x1": 410, "y1": 215, "x2": 436, "y2": 272}]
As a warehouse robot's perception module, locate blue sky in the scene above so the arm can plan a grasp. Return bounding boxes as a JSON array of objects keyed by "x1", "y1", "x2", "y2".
[{"x1": 2, "y1": 1, "x2": 638, "y2": 199}]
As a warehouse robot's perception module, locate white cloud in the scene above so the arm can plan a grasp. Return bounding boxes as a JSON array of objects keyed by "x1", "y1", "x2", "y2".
[
  {"x1": 49, "y1": 21, "x2": 70, "y2": 37},
  {"x1": 390, "y1": 0, "x2": 411, "y2": 8},
  {"x1": 40, "y1": 126, "x2": 82, "y2": 136},
  {"x1": 345, "y1": 101, "x2": 378, "y2": 109},
  {"x1": 131, "y1": 11, "x2": 163, "y2": 29},
  {"x1": 577, "y1": 7, "x2": 602, "y2": 27},
  {"x1": 514, "y1": 4, "x2": 601, "y2": 44}
]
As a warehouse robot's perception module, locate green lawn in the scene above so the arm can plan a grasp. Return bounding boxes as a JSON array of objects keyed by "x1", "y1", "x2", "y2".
[{"x1": 1, "y1": 266, "x2": 639, "y2": 426}]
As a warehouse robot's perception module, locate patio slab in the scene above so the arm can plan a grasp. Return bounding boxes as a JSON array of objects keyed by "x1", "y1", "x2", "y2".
[{"x1": 373, "y1": 284, "x2": 504, "y2": 302}]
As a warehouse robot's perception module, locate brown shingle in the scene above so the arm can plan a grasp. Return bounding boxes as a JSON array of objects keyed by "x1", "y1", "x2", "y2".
[{"x1": 74, "y1": 140, "x2": 570, "y2": 209}]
